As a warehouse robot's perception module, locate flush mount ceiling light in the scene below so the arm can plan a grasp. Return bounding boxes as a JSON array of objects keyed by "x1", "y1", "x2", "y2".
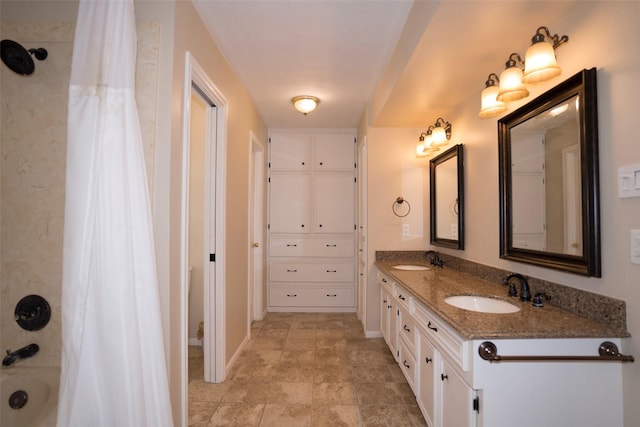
[
  {"x1": 291, "y1": 95, "x2": 320, "y2": 115},
  {"x1": 479, "y1": 73, "x2": 508, "y2": 118},
  {"x1": 522, "y1": 26, "x2": 569, "y2": 84},
  {"x1": 497, "y1": 53, "x2": 529, "y2": 102}
]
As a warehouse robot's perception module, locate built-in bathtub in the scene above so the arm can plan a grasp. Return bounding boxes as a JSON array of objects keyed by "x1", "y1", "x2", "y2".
[{"x1": 1, "y1": 367, "x2": 59, "y2": 427}]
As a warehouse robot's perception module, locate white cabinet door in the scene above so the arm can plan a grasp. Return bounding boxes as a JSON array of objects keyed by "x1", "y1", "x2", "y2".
[
  {"x1": 269, "y1": 174, "x2": 311, "y2": 233},
  {"x1": 418, "y1": 332, "x2": 436, "y2": 427},
  {"x1": 270, "y1": 132, "x2": 312, "y2": 170},
  {"x1": 441, "y1": 357, "x2": 476, "y2": 427},
  {"x1": 314, "y1": 174, "x2": 355, "y2": 233},
  {"x1": 313, "y1": 132, "x2": 355, "y2": 170}
]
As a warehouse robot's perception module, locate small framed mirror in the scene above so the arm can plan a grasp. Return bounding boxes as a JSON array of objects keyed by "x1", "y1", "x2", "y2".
[
  {"x1": 498, "y1": 68, "x2": 600, "y2": 276},
  {"x1": 430, "y1": 144, "x2": 464, "y2": 249}
]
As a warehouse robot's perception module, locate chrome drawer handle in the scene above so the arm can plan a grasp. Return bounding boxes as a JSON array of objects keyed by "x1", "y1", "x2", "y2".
[
  {"x1": 286, "y1": 294, "x2": 297, "y2": 297},
  {"x1": 403, "y1": 325, "x2": 411, "y2": 333},
  {"x1": 286, "y1": 269, "x2": 298, "y2": 273},
  {"x1": 427, "y1": 322, "x2": 438, "y2": 332}
]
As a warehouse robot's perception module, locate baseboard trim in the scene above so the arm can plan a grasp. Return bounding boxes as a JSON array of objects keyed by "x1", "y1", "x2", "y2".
[
  {"x1": 188, "y1": 338, "x2": 203, "y2": 346},
  {"x1": 225, "y1": 333, "x2": 250, "y2": 376},
  {"x1": 365, "y1": 330, "x2": 383, "y2": 338}
]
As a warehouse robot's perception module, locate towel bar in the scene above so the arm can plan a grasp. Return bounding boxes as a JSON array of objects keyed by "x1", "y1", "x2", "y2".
[{"x1": 478, "y1": 341, "x2": 634, "y2": 363}]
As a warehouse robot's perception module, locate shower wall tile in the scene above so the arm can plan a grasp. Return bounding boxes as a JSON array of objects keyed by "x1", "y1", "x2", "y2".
[{"x1": 1, "y1": 22, "x2": 160, "y2": 367}]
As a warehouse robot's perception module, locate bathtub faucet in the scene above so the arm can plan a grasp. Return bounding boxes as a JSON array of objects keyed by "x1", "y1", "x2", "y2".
[{"x1": 2, "y1": 343, "x2": 39, "y2": 367}]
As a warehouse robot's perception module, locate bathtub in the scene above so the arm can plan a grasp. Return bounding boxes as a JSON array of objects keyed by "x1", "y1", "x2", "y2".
[{"x1": 1, "y1": 367, "x2": 59, "y2": 427}]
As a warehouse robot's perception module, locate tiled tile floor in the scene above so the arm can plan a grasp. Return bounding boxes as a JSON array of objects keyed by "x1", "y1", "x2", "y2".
[{"x1": 188, "y1": 312, "x2": 427, "y2": 426}]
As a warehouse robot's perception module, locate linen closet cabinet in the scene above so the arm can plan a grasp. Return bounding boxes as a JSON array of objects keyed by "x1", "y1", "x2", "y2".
[{"x1": 267, "y1": 130, "x2": 357, "y2": 311}]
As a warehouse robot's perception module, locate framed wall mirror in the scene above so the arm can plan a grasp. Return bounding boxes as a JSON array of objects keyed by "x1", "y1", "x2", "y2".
[
  {"x1": 430, "y1": 144, "x2": 464, "y2": 249},
  {"x1": 498, "y1": 68, "x2": 600, "y2": 276}
]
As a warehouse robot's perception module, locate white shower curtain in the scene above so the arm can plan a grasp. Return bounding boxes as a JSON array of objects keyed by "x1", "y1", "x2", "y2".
[{"x1": 57, "y1": 0, "x2": 172, "y2": 425}]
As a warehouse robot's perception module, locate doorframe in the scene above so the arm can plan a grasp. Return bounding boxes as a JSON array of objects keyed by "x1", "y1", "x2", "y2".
[
  {"x1": 248, "y1": 131, "x2": 266, "y2": 325},
  {"x1": 180, "y1": 52, "x2": 227, "y2": 425},
  {"x1": 357, "y1": 136, "x2": 368, "y2": 327}
]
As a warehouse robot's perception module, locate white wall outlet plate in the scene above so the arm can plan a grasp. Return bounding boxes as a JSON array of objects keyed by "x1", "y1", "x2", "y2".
[
  {"x1": 631, "y1": 230, "x2": 640, "y2": 265},
  {"x1": 618, "y1": 164, "x2": 640, "y2": 198},
  {"x1": 402, "y1": 223, "x2": 410, "y2": 236}
]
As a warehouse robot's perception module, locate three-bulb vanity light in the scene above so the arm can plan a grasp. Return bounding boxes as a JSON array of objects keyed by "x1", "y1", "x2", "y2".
[
  {"x1": 416, "y1": 117, "x2": 452, "y2": 158},
  {"x1": 292, "y1": 95, "x2": 320, "y2": 115},
  {"x1": 479, "y1": 26, "x2": 569, "y2": 118}
]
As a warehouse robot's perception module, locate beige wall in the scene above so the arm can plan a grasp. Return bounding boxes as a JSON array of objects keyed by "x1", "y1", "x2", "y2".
[
  {"x1": 169, "y1": 1, "x2": 267, "y2": 423},
  {"x1": 362, "y1": 2, "x2": 640, "y2": 425}
]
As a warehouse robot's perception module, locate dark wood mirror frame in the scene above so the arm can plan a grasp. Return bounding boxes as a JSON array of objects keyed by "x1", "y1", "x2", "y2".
[
  {"x1": 430, "y1": 144, "x2": 464, "y2": 250},
  {"x1": 498, "y1": 68, "x2": 600, "y2": 276}
]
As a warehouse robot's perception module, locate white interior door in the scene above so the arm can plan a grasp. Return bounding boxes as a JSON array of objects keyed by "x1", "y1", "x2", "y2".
[{"x1": 249, "y1": 133, "x2": 265, "y2": 321}]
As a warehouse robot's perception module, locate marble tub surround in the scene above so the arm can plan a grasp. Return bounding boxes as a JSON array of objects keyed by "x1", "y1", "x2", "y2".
[
  {"x1": 188, "y1": 312, "x2": 427, "y2": 426},
  {"x1": 376, "y1": 251, "x2": 627, "y2": 333}
]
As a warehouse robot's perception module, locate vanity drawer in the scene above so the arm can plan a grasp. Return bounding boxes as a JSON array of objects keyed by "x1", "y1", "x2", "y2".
[
  {"x1": 393, "y1": 284, "x2": 411, "y2": 311},
  {"x1": 269, "y1": 286, "x2": 354, "y2": 307},
  {"x1": 270, "y1": 261, "x2": 354, "y2": 282},
  {"x1": 270, "y1": 237, "x2": 354, "y2": 257},
  {"x1": 398, "y1": 337, "x2": 418, "y2": 394},
  {"x1": 414, "y1": 301, "x2": 470, "y2": 371},
  {"x1": 377, "y1": 272, "x2": 394, "y2": 293},
  {"x1": 398, "y1": 306, "x2": 417, "y2": 352}
]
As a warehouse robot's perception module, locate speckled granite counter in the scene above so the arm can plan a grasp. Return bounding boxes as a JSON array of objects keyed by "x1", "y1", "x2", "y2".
[{"x1": 375, "y1": 260, "x2": 630, "y2": 340}]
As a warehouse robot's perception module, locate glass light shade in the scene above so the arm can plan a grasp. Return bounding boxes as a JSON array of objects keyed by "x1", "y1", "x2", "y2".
[
  {"x1": 479, "y1": 85, "x2": 507, "y2": 118},
  {"x1": 522, "y1": 41, "x2": 561, "y2": 84},
  {"x1": 497, "y1": 66, "x2": 529, "y2": 102},
  {"x1": 416, "y1": 142, "x2": 439, "y2": 158},
  {"x1": 292, "y1": 96, "x2": 319, "y2": 114},
  {"x1": 431, "y1": 126, "x2": 448, "y2": 146}
]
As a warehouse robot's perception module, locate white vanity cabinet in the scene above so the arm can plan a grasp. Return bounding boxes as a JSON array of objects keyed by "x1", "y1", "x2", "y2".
[
  {"x1": 268, "y1": 130, "x2": 356, "y2": 311},
  {"x1": 376, "y1": 267, "x2": 625, "y2": 427}
]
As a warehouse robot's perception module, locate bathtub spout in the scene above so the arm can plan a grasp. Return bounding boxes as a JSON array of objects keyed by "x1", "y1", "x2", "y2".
[{"x1": 2, "y1": 343, "x2": 39, "y2": 367}]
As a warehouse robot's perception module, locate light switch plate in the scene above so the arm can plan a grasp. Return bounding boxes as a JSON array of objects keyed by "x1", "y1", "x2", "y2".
[
  {"x1": 618, "y1": 164, "x2": 640, "y2": 198},
  {"x1": 631, "y1": 230, "x2": 640, "y2": 265}
]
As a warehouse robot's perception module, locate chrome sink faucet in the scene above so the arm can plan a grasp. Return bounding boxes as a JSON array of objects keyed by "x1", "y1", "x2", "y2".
[{"x1": 502, "y1": 273, "x2": 531, "y2": 302}]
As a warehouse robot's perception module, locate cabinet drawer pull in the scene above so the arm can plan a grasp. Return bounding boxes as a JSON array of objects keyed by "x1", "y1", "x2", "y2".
[
  {"x1": 427, "y1": 321, "x2": 438, "y2": 332},
  {"x1": 286, "y1": 244, "x2": 297, "y2": 247},
  {"x1": 326, "y1": 294, "x2": 337, "y2": 297},
  {"x1": 403, "y1": 325, "x2": 411, "y2": 333},
  {"x1": 403, "y1": 360, "x2": 411, "y2": 369},
  {"x1": 301, "y1": 162, "x2": 305, "y2": 165},
  {"x1": 319, "y1": 224, "x2": 323, "y2": 228},
  {"x1": 383, "y1": 299, "x2": 387, "y2": 304},
  {"x1": 286, "y1": 269, "x2": 298, "y2": 273},
  {"x1": 326, "y1": 269, "x2": 337, "y2": 273},
  {"x1": 381, "y1": 278, "x2": 387, "y2": 283},
  {"x1": 398, "y1": 295, "x2": 406, "y2": 301},
  {"x1": 425, "y1": 357, "x2": 432, "y2": 364},
  {"x1": 326, "y1": 244, "x2": 337, "y2": 247},
  {"x1": 387, "y1": 305, "x2": 392, "y2": 309},
  {"x1": 286, "y1": 294, "x2": 297, "y2": 297},
  {"x1": 441, "y1": 373, "x2": 448, "y2": 381}
]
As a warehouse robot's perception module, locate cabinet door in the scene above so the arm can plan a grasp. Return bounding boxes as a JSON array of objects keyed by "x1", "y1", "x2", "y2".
[
  {"x1": 313, "y1": 133, "x2": 355, "y2": 170},
  {"x1": 314, "y1": 174, "x2": 355, "y2": 233},
  {"x1": 270, "y1": 132, "x2": 312, "y2": 170},
  {"x1": 269, "y1": 174, "x2": 311, "y2": 233},
  {"x1": 418, "y1": 333, "x2": 437, "y2": 427},
  {"x1": 380, "y1": 287, "x2": 391, "y2": 345},
  {"x1": 441, "y1": 358, "x2": 476, "y2": 427}
]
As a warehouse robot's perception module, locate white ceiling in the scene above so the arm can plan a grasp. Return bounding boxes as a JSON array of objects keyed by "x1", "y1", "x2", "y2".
[{"x1": 192, "y1": 0, "x2": 578, "y2": 129}]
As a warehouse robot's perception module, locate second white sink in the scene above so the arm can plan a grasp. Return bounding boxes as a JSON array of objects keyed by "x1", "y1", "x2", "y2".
[
  {"x1": 392, "y1": 264, "x2": 430, "y2": 271},
  {"x1": 444, "y1": 295, "x2": 520, "y2": 314}
]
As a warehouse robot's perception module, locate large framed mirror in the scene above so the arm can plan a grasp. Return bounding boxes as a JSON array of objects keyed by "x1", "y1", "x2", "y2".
[
  {"x1": 430, "y1": 144, "x2": 464, "y2": 249},
  {"x1": 498, "y1": 68, "x2": 600, "y2": 276}
]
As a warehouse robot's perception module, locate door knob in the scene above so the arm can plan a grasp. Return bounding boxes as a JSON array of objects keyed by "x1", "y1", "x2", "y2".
[{"x1": 253, "y1": 242, "x2": 259, "y2": 248}]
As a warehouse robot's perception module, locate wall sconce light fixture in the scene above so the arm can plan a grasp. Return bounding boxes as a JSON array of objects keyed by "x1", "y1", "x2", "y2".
[
  {"x1": 416, "y1": 117, "x2": 452, "y2": 158},
  {"x1": 479, "y1": 73, "x2": 508, "y2": 117},
  {"x1": 522, "y1": 26, "x2": 569, "y2": 84},
  {"x1": 291, "y1": 95, "x2": 320, "y2": 115},
  {"x1": 497, "y1": 53, "x2": 529, "y2": 102}
]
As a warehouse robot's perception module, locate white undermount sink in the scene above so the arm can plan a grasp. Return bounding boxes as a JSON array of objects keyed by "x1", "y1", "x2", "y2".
[
  {"x1": 392, "y1": 264, "x2": 430, "y2": 271},
  {"x1": 444, "y1": 295, "x2": 520, "y2": 314}
]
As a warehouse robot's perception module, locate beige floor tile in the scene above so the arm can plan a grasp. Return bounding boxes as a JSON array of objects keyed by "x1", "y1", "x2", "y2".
[
  {"x1": 262, "y1": 320, "x2": 292, "y2": 329},
  {"x1": 355, "y1": 383, "x2": 404, "y2": 406},
  {"x1": 311, "y1": 405, "x2": 362, "y2": 427},
  {"x1": 268, "y1": 382, "x2": 313, "y2": 405},
  {"x1": 273, "y1": 362, "x2": 315, "y2": 382},
  {"x1": 288, "y1": 328, "x2": 317, "y2": 339},
  {"x1": 222, "y1": 381, "x2": 271, "y2": 404},
  {"x1": 281, "y1": 349, "x2": 316, "y2": 364},
  {"x1": 258, "y1": 328, "x2": 289, "y2": 339},
  {"x1": 316, "y1": 328, "x2": 345, "y2": 339},
  {"x1": 359, "y1": 405, "x2": 416, "y2": 427},
  {"x1": 313, "y1": 382, "x2": 357, "y2": 405},
  {"x1": 207, "y1": 403, "x2": 265, "y2": 426},
  {"x1": 315, "y1": 348, "x2": 349, "y2": 364},
  {"x1": 248, "y1": 337, "x2": 286, "y2": 350},
  {"x1": 238, "y1": 349, "x2": 282, "y2": 364},
  {"x1": 259, "y1": 404, "x2": 311, "y2": 427},
  {"x1": 285, "y1": 338, "x2": 317, "y2": 351},
  {"x1": 313, "y1": 364, "x2": 352, "y2": 383},
  {"x1": 349, "y1": 365, "x2": 394, "y2": 383},
  {"x1": 189, "y1": 380, "x2": 230, "y2": 402},
  {"x1": 188, "y1": 400, "x2": 218, "y2": 426}
]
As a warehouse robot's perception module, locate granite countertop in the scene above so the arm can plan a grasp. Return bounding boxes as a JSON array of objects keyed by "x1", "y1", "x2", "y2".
[{"x1": 375, "y1": 260, "x2": 630, "y2": 340}]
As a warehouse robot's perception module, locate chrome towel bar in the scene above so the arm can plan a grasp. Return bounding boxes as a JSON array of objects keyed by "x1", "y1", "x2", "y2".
[{"x1": 478, "y1": 341, "x2": 634, "y2": 363}]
